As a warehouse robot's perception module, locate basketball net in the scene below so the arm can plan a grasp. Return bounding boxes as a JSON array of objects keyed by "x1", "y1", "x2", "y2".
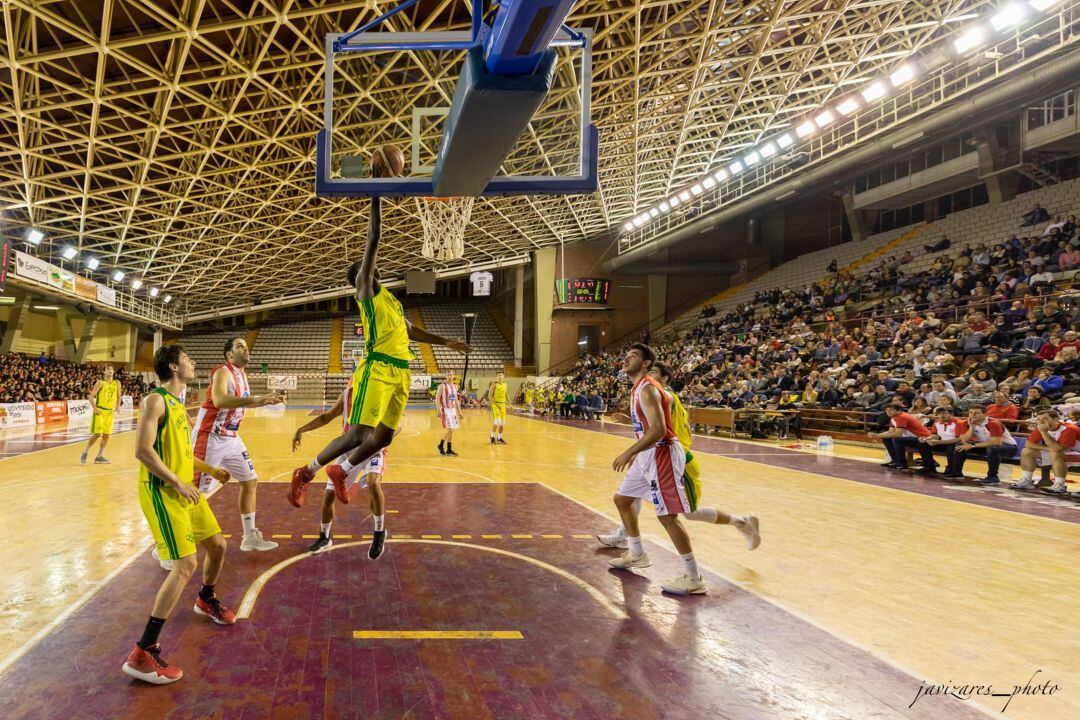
[{"x1": 414, "y1": 196, "x2": 474, "y2": 261}]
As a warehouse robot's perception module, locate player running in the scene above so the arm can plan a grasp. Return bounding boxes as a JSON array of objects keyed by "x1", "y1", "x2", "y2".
[
  {"x1": 486, "y1": 370, "x2": 508, "y2": 444},
  {"x1": 598, "y1": 361, "x2": 760, "y2": 553},
  {"x1": 292, "y1": 379, "x2": 391, "y2": 559},
  {"x1": 192, "y1": 337, "x2": 284, "y2": 552},
  {"x1": 80, "y1": 365, "x2": 120, "y2": 464},
  {"x1": 289, "y1": 197, "x2": 471, "y2": 506},
  {"x1": 436, "y1": 371, "x2": 461, "y2": 456},
  {"x1": 122, "y1": 345, "x2": 235, "y2": 685}
]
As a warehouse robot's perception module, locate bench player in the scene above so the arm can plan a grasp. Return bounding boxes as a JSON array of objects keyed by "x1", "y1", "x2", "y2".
[
  {"x1": 122, "y1": 345, "x2": 235, "y2": 685},
  {"x1": 291, "y1": 378, "x2": 391, "y2": 559},
  {"x1": 289, "y1": 195, "x2": 471, "y2": 506},
  {"x1": 598, "y1": 361, "x2": 760, "y2": 553},
  {"x1": 193, "y1": 337, "x2": 284, "y2": 551},
  {"x1": 436, "y1": 371, "x2": 461, "y2": 456},
  {"x1": 81, "y1": 364, "x2": 120, "y2": 464}
]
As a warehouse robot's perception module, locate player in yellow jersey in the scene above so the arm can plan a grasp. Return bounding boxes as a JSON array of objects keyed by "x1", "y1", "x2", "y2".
[
  {"x1": 597, "y1": 362, "x2": 760, "y2": 551},
  {"x1": 523, "y1": 382, "x2": 535, "y2": 414},
  {"x1": 122, "y1": 345, "x2": 236, "y2": 685},
  {"x1": 289, "y1": 196, "x2": 471, "y2": 521},
  {"x1": 80, "y1": 365, "x2": 121, "y2": 464},
  {"x1": 485, "y1": 371, "x2": 509, "y2": 443}
]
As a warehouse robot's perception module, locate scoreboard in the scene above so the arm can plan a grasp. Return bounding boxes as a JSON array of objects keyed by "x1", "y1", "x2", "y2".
[{"x1": 556, "y1": 277, "x2": 610, "y2": 304}]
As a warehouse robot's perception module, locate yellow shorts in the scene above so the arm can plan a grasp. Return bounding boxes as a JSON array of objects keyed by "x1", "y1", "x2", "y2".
[
  {"x1": 490, "y1": 402, "x2": 506, "y2": 422},
  {"x1": 91, "y1": 409, "x2": 114, "y2": 435},
  {"x1": 683, "y1": 452, "x2": 702, "y2": 512},
  {"x1": 138, "y1": 479, "x2": 221, "y2": 560},
  {"x1": 350, "y1": 355, "x2": 411, "y2": 429}
]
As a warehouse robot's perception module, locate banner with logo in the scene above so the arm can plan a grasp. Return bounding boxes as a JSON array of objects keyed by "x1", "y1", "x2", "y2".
[
  {"x1": 66, "y1": 399, "x2": 92, "y2": 419},
  {"x1": 0, "y1": 402, "x2": 37, "y2": 429},
  {"x1": 14, "y1": 251, "x2": 50, "y2": 284},
  {"x1": 119, "y1": 395, "x2": 134, "y2": 415},
  {"x1": 267, "y1": 375, "x2": 297, "y2": 391},
  {"x1": 97, "y1": 284, "x2": 117, "y2": 307},
  {"x1": 410, "y1": 374, "x2": 432, "y2": 391},
  {"x1": 75, "y1": 275, "x2": 97, "y2": 300},
  {"x1": 35, "y1": 401, "x2": 68, "y2": 424},
  {"x1": 48, "y1": 265, "x2": 75, "y2": 292},
  {"x1": 0, "y1": 238, "x2": 10, "y2": 292}
]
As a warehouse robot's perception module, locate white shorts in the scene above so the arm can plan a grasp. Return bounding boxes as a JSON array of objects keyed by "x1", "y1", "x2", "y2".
[
  {"x1": 327, "y1": 448, "x2": 388, "y2": 493},
  {"x1": 193, "y1": 433, "x2": 256, "y2": 490},
  {"x1": 440, "y1": 408, "x2": 459, "y2": 430},
  {"x1": 616, "y1": 441, "x2": 689, "y2": 516}
]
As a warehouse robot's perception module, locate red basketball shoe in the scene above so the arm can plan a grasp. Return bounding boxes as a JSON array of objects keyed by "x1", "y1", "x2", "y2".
[
  {"x1": 194, "y1": 595, "x2": 237, "y2": 625},
  {"x1": 121, "y1": 644, "x2": 183, "y2": 684},
  {"x1": 326, "y1": 464, "x2": 350, "y2": 504},
  {"x1": 287, "y1": 465, "x2": 314, "y2": 507}
]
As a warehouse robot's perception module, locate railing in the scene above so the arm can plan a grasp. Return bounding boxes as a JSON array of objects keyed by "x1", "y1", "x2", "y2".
[{"x1": 619, "y1": 1, "x2": 1080, "y2": 254}]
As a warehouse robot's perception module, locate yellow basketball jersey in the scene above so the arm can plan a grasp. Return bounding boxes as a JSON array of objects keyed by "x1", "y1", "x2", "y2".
[
  {"x1": 524, "y1": 388, "x2": 534, "y2": 403},
  {"x1": 492, "y1": 382, "x2": 507, "y2": 403},
  {"x1": 95, "y1": 379, "x2": 120, "y2": 410},
  {"x1": 357, "y1": 286, "x2": 413, "y2": 362},
  {"x1": 666, "y1": 388, "x2": 692, "y2": 450},
  {"x1": 139, "y1": 388, "x2": 194, "y2": 486}
]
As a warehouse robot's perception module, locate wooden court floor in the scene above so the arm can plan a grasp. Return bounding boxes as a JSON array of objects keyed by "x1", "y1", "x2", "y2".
[{"x1": 0, "y1": 407, "x2": 1076, "y2": 719}]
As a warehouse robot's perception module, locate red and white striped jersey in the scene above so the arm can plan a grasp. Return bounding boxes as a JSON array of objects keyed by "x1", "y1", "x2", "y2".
[
  {"x1": 629, "y1": 375, "x2": 677, "y2": 445},
  {"x1": 436, "y1": 381, "x2": 458, "y2": 409},
  {"x1": 193, "y1": 363, "x2": 250, "y2": 438},
  {"x1": 341, "y1": 380, "x2": 354, "y2": 433}
]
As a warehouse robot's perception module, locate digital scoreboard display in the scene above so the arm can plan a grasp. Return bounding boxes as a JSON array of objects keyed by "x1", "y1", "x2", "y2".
[
  {"x1": 556, "y1": 277, "x2": 610, "y2": 304},
  {"x1": 353, "y1": 321, "x2": 364, "y2": 338}
]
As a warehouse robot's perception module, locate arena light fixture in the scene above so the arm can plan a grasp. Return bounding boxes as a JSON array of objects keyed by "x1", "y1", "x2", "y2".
[
  {"x1": 814, "y1": 110, "x2": 835, "y2": 128},
  {"x1": 149, "y1": 287, "x2": 160, "y2": 298},
  {"x1": 861, "y1": 81, "x2": 887, "y2": 102},
  {"x1": 26, "y1": 228, "x2": 44, "y2": 245},
  {"x1": 728, "y1": 160, "x2": 744, "y2": 175},
  {"x1": 743, "y1": 150, "x2": 761, "y2": 166},
  {"x1": 85, "y1": 256, "x2": 99, "y2": 271},
  {"x1": 678, "y1": 190, "x2": 691, "y2": 202},
  {"x1": 131, "y1": 279, "x2": 144, "y2": 290},
  {"x1": 112, "y1": 270, "x2": 125, "y2": 282},
  {"x1": 836, "y1": 98, "x2": 859, "y2": 116},
  {"x1": 953, "y1": 27, "x2": 985, "y2": 53},
  {"x1": 759, "y1": 142, "x2": 777, "y2": 158},
  {"x1": 690, "y1": 183, "x2": 704, "y2": 195},
  {"x1": 649, "y1": 207, "x2": 660, "y2": 217},
  {"x1": 1029, "y1": 0, "x2": 1063, "y2": 11},
  {"x1": 659, "y1": 201, "x2": 671, "y2": 212},
  {"x1": 163, "y1": 295, "x2": 173, "y2": 304},
  {"x1": 776, "y1": 133, "x2": 795, "y2": 149},
  {"x1": 669, "y1": 193, "x2": 682, "y2": 207},
  {"x1": 889, "y1": 64, "x2": 916, "y2": 88},
  {"x1": 33, "y1": 305, "x2": 60, "y2": 311},
  {"x1": 702, "y1": 176, "x2": 716, "y2": 190},
  {"x1": 623, "y1": 221, "x2": 634, "y2": 231},
  {"x1": 991, "y1": 3, "x2": 1028, "y2": 30},
  {"x1": 61, "y1": 246, "x2": 77, "y2": 260},
  {"x1": 712, "y1": 168, "x2": 728, "y2": 182},
  {"x1": 795, "y1": 120, "x2": 816, "y2": 138}
]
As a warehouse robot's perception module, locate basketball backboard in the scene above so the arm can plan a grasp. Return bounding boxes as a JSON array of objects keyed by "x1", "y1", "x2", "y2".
[{"x1": 316, "y1": 2, "x2": 597, "y2": 198}]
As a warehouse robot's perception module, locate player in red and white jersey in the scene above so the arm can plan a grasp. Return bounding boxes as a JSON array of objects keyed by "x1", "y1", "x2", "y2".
[
  {"x1": 192, "y1": 338, "x2": 284, "y2": 552},
  {"x1": 955, "y1": 405, "x2": 1018, "y2": 485},
  {"x1": 436, "y1": 371, "x2": 461, "y2": 457},
  {"x1": 921, "y1": 406, "x2": 969, "y2": 479},
  {"x1": 608, "y1": 343, "x2": 704, "y2": 596},
  {"x1": 875, "y1": 404, "x2": 936, "y2": 472},
  {"x1": 291, "y1": 378, "x2": 391, "y2": 559},
  {"x1": 1012, "y1": 407, "x2": 1074, "y2": 493}
]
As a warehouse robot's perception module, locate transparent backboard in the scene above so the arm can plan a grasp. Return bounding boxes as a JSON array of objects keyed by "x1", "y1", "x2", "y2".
[{"x1": 317, "y1": 29, "x2": 597, "y2": 197}]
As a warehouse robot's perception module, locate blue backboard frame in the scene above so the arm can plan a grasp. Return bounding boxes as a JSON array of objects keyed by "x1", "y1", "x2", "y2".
[{"x1": 316, "y1": 25, "x2": 598, "y2": 198}]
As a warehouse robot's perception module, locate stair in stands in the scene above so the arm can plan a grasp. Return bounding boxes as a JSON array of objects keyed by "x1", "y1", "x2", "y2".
[
  {"x1": 841, "y1": 223, "x2": 926, "y2": 274},
  {"x1": 327, "y1": 317, "x2": 343, "y2": 374},
  {"x1": 245, "y1": 327, "x2": 260, "y2": 355},
  {"x1": 409, "y1": 307, "x2": 439, "y2": 374}
]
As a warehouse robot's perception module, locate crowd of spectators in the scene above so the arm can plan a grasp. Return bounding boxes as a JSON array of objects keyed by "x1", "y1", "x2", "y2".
[
  {"x1": 558, "y1": 207, "x2": 1080, "y2": 433},
  {"x1": 0, "y1": 352, "x2": 150, "y2": 403}
]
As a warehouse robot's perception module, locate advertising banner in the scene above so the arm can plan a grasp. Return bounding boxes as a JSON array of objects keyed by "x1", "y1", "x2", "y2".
[
  {"x1": 97, "y1": 284, "x2": 117, "y2": 307},
  {"x1": 66, "y1": 399, "x2": 93, "y2": 419},
  {"x1": 75, "y1": 275, "x2": 97, "y2": 300},
  {"x1": 267, "y1": 375, "x2": 297, "y2": 391},
  {"x1": 0, "y1": 402, "x2": 37, "y2": 429},
  {"x1": 119, "y1": 395, "x2": 134, "y2": 415},
  {"x1": 14, "y1": 251, "x2": 50, "y2": 284},
  {"x1": 35, "y1": 401, "x2": 68, "y2": 424},
  {"x1": 410, "y1": 375, "x2": 432, "y2": 391}
]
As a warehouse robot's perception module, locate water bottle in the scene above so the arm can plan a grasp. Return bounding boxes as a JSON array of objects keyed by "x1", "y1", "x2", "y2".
[{"x1": 816, "y1": 435, "x2": 834, "y2": 452}]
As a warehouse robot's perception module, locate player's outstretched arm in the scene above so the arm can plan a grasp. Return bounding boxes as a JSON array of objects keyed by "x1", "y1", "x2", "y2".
[
  {"x1": 292, "y1": 393, "x2": 345, "y2": 451},
  {"x1": 405, "y1": 320, "x2": 472, "y2": 354},
  {"x1": 135, "y1": 393, "x2": 199, "y2": 504},
  {"x1": 355, "y1": 197, "x2": 382, "y2": 299},
  {"x1": 210, "y1": 366, "x2": 284, "y2": 409}
]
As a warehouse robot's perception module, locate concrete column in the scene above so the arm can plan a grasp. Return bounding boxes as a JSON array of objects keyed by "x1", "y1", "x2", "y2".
[
  {"x1": 648, "y1": 273, "x2": 667, "y2": 332},
  {"x1": 532, "y1": 247, "x2": 556, "y2": 373},
  {"x1": 841, "y1": 192, "x2": 875, "y2": 242},
  {"x1": 73, "y1": 314, "x2": 99, "y2": 363},
  {"x1": 0, "y1": 296, "x2": 30, "y2": 354},
  {"x1": 127, "y1": 324, "x2": 139, "y2": 369},
  {"x1": 56, "y1": 308, "x2": 78, "y2": 360},
  {"x1": 973, "y1": 126, "x2": 1019, "y2": 204},
  {"x1": 153, "y1": 329, "x2": 163, "y2": 354},
  {"x1": 513, "y1": 264, "x2": 524, "y2": 367}
]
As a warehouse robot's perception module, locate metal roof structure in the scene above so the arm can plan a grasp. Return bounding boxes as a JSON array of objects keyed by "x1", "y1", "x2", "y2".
[{"x1": 1, "y1": 0, "x2": 996, "y2": 314}]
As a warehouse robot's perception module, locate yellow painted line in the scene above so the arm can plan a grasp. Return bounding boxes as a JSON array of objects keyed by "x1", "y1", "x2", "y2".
[
  {"x1": 334, "y1": 534, "x2": 353, "y2": 539},
  {"x1": 451, "y1": 534, "x2": 472, "y2": 539},
  {"x1": 511, "y1": 534, "x2": 533, "y2": 539},
  {"x1": 421, "y1": 534, "x2": 442, "y2": 539},
  {"x1": 353, "y1": 630, "x2": 523, "y2": 640},
  {"x1": 271, "y1": 534, "x2": 292, "y2": 539},
  {"x1": 394, "y1": 534, "x2": 412, "y2": 539},
  {"x1": 571, "y1": 534, "x2": 592, "y2": 539},
  {"x1": 237, "y1": 540, "x2": 627, "y2": 620},
  {"x1": 223, "y1": 534, "x2": 232, "y2": 538},
  {"x1": 301, "y1": 534, "x2": 319, "y2": 539},
  {"x1": 541, "y1": 534, "x2": 563, "y2": 539},
  {"x1": 481, "y1": 534, "x2": 503, "y2": 539},
  {"x1": 362, "y1": 534, "x2": 373, "y2": 539},
  {"x1": 387, "y1": 510, "x2": 399, "y2": 514}
]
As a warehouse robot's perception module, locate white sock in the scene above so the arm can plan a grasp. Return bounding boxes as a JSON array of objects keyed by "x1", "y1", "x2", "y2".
[
  {"x1": 684, "y1": 507, "x2": 719, "y2": 524},
  {"x1": 307, "y1": 459, "x2": 323, "y2": 473},
  {"x1": 680, "y1": 552, "x2": 700, "y2": 579},
  {"x1": 1055, "y1": 477, "x2": 1067, "y2": 485},
  {"x1": 320, "y1": 521, "x2": 332, "y2": 536},
  {"x1": 1021, "y1": 470, "x2": 1033, "y2": 480},
  {"x1": 241, "y1": 512, "x2": 256, "y2": 533},
  {"x1": 340, "y1": 459, "x2": 355, "y2": 472},
  {"x1": 373, "y1": 514, "x2": 385, "y2": 531},
  {"x1": 627, "y1": 536, "x2": 644, "y2": 556}
]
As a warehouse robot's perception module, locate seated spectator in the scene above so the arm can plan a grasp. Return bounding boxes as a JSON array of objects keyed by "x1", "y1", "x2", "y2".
[
  {"x1": 1021, "y1": 386, "x2": 1053, "y2": 413},
  {"x1": 909, "y1": 396, "x2": 932, "y2": 425},
  {"x1": 875, "y1": 403, "x2": 936, "y2": 472},
  {"x1": 954, "y1": 406, "x2": 1018, "y2": 485},
  {"x1": 1029, "y1": 367, "x2": 1064, "y2": 398},
  {"x1": 959, "y1": 382, "x2": 994, "y2": 412},
  {"x1": 1021, "y1": 203, "x2": 1049, "y2": 227},
  {"x1": 986, "y1": 391, "x2": 1019, "y2": 420},
  {"x1": 924, "y1": 235, "x2": 951, "y2": 253},
  {"x1": 1013, "y1": 408, "x2": 1075, "y2": 493},
  {"x1": 921, "y1": 406, "x2": 969, "y2": 479}
]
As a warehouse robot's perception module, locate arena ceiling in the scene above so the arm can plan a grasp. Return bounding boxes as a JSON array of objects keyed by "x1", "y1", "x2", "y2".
[{"x1": 0, "y1": 0, "x2": 994, "y2": 314}]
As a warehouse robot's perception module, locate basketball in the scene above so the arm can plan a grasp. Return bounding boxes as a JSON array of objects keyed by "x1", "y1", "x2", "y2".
[{"x1": 371, "y1": 144, "x2": 405, "y2": 178}]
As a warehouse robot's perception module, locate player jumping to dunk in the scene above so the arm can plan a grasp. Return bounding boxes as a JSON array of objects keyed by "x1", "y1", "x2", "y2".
[{"x1": 288, "y1": 196, "x2": 471, "y2": 532}]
